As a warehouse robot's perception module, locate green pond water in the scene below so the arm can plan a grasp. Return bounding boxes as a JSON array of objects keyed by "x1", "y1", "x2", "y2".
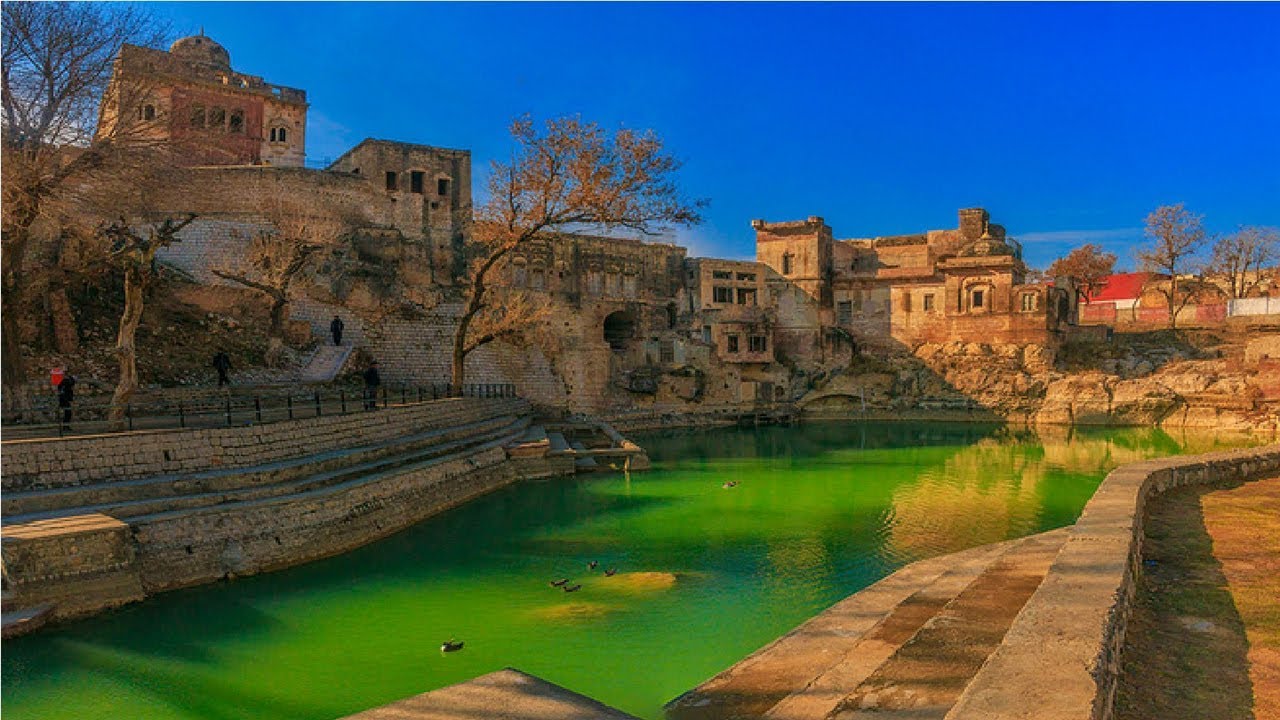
[{"x1": 1, "y1": 422, "x2": 1262, "y2": 719}]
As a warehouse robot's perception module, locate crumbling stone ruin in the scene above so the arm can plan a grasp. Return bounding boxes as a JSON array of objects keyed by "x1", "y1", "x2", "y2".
[{"x1": 98, "y1": 32, "x2": 1092, "y2": 416}]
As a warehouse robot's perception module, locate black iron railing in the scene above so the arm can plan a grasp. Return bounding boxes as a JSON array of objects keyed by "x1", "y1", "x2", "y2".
[{"x1": 1, "y1": 383, "x2": 518, "y2": 440}]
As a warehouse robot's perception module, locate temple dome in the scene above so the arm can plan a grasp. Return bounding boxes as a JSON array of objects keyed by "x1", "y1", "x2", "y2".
[{"x1": 169, "y1": 32, "x2": 230, "y2": 68}]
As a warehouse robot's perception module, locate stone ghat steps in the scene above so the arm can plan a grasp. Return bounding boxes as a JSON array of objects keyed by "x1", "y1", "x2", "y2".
[
  {"x1": 3, "y1": 397, "x2": 531, "y2": 493},
  {"x1": 3, "y1": 415, "x2": 528, "y2": 525},
  {"x1": 126, "y1": 427, "x2": 523, "y2": 528},
  {"x1": 2, "y1": 413, "x2": 525, "y2": 520},
  {"x1": 666, "y1": 528, "x2": 1070, "y2": 720}
]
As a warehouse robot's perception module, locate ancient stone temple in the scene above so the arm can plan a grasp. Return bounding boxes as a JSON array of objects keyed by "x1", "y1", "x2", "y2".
[
  {"x1": 752, "y1": 208, "x2": 1078, "y2": 362},
  {"x1": 97, "y1": 31, "x2": 308, "y2": 166},
  {"x1": 92, "y1": 33, "x2": 1089, "y2": 415}
]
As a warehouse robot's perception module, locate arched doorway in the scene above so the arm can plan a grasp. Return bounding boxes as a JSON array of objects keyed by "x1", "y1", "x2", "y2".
[{"x1": 603, "y1": 311, "x2": 635, "y2": 350}]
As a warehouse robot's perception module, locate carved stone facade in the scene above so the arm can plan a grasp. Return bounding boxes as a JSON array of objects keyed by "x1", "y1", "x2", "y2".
[
  {"x1": 105, "y1": 35, "x2": 1081, "y2": 415},
  {"x1": 99, "y1": 33, "x2": 307, "y2": 166},
  {"x1": 752, "y1": 208, "x2": 1078, "y2": 364}
]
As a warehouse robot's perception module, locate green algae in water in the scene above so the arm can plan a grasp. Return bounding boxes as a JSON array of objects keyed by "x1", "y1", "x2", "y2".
[{"x1": 1, "y1": 422, "x2": 1262, "y2": 719}]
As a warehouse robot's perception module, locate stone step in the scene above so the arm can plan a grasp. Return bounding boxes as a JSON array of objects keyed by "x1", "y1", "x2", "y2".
[
  {"x1": 547, "y1": 431, "x2": 572, "y2": 454},
  {"x1": 127, "y1": 427, "x2": 524, "y2": 527},
  {"x1": 3, "y1": 412, "x2": 526, "y2": 519},
  {"x1": 826, "y1": 530, "x2": 1069, "y2": 720},
  {"x1": 4, "y1": 417, "x2": 528, "y2": 524},
  {"x1": 571, "y1": 441, "x2": 599, "y2": 469},
  {"x1": 667, "y1": 529, "x2": 1071, "y2": 720},
  {"x1": 666, "y1": 539, "x2": 1028, "y2": 720},
  {"x1": 299, "y1": 344, "x2": 355, "y2": 383}
]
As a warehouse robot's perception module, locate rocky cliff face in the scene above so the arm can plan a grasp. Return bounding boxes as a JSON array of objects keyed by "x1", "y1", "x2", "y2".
[{"x1": 801, "y1": 330, "x2": 1280, "y2": 432}]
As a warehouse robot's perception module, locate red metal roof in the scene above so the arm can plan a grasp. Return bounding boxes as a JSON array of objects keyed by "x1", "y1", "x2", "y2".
[{"x1": 1086, "y1": 272, "x2": 1162, "y2": 302}]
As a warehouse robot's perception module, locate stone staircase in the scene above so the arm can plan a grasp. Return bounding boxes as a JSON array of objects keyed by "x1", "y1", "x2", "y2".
[
  {"x1": 1, "y1": 398, "x2": 536, "y2": 627},
  {"x1": 2, "y1": 412, "x2": 527, "y2": 524},
  {"x1": 298, "y1": 343, "x2": 355, "y2": 383},
  {"x1": 667, "y1": 528, "x2": 1070, "y2": 720}
]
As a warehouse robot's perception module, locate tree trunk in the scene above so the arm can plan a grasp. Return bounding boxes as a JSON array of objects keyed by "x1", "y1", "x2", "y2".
[
  {"x1": 451, "y1": 322, "x2": 469, "y2": 396},
  {"x1": 1168, "y1": 276, "x2": 1179, "y2": 329},
  {"x1": 110, "y1": 266, "x2": 145, "y2": 424},
  {"x1": 267, "y1": 294, "x2": 288, "y2": 367},
  {"x1": 1, "y1": 308, "x2": 31, "y2": 416},
  {"x1": 49, "y1": 283, "x2": 80, "y2": 354}
]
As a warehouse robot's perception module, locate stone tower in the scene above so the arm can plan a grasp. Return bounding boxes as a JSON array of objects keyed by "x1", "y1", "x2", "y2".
[{"x1": 97, "y1": 31, "x2": 308, "y2": 166}]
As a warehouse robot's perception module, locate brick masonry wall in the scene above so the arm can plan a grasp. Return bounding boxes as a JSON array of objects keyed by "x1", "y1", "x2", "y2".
[{"x1": 947, "y1": 444, "x2": 1280, "y2": 720}]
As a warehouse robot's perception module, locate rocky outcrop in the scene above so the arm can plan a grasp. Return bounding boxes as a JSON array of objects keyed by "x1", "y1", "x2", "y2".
[{"x1": 801, "y1": 332, "x2": 1280, "y2": 432}]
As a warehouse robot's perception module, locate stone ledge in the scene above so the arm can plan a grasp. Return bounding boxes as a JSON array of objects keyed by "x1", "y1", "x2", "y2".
[
  {"x1": 338, "y1": 668, "x2": 639, "y2": 720},
  {"x1": 945, "y1": 443, "x2": 1280, "y2": 720}
]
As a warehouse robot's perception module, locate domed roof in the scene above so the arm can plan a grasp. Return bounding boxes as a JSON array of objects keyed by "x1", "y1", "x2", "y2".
[{"x1": 169, "y1": 31, "x2": 230, "y2": 68}]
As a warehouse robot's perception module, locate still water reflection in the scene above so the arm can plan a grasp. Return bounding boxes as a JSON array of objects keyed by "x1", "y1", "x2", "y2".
[{"x1": 1, "y1": 422, "x2": 1259, "y2": 719}]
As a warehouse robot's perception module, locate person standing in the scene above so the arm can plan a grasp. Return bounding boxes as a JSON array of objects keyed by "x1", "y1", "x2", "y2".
[
  {"x1": 330, "y1": 315, "x2": 345, "y2": 346},
  {"x1": 362, "y1": 360, "x2": 381, "y2": 410},
  {"x1": 212, "y1": 351, "x2": 232, "y2": 387},
  {"x1": 57, "y1": 371, "x2": 76, "y2": 429}
]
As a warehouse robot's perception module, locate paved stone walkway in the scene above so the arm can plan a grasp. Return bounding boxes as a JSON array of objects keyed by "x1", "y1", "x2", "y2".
[
  {"x1": 299, "y1": 344, "x2": 354, "y2": 383},
  {"x1": 339, "y1": 669, "x2": 639, "y2": 720},
  {"x1": 667, "y1": 528, "x2": 1070, "y2": 720}
]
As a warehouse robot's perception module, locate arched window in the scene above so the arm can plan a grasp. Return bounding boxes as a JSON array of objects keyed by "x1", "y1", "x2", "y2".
[{"x1": 269, "y1": 126, "x2": 287, "y2": 143}]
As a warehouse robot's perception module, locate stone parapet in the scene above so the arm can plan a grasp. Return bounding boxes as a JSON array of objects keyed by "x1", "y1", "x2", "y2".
[{"x1": 945, "y1": 444, "x2": 1280, "y2": 720}]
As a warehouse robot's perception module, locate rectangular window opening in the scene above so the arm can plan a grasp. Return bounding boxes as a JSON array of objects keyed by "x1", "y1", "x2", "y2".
[
  {"x1": 973, "y1": 290, "x2": 985, "y2": 309},
  {"x1": 228, "y1": 110, "x2": 243, "y2": 133},
  {"x1": 712, "y1": 270, "x2": 732, "y2": 280},
  {"x1": 410, "y1": 171, "x2": 425, "y2": 194},
  {"x1": 737, "y1": 288, "x2": 757, "y2": 305},
  {"x1": 190, "y1": 105, "x2": 205, "y2": 128},
  {"x1": 713, "y1": 286, "x2": 733, "y2": 303},
  {"x1": 749, "y1": 336, "x2": 768, "y2": 353},
  {"x1": 385, "y1": 171, "x2": 398, "y2": 192},
  {"x1": 437, "y1": 178, "x2": 450, "y2": 196},
  {"x1": 837, "y1": 300, "x2": 853, "y2": 325},
  {"x1": 923, "y1": 294, "x2": 935, "y2": 312},
  {"x1": 726, "y1": 334, "x2": 740, "y2": 353}
]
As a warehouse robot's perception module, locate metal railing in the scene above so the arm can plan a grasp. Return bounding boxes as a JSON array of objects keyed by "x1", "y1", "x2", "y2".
[{"x1": 1, "y1": 383, "x2": 518, "y2": 441}]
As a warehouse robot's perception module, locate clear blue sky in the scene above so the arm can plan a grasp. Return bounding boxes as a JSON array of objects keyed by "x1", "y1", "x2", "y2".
[{"x1": 149, "y1": 2, "x2": 1280, "y2": 270}]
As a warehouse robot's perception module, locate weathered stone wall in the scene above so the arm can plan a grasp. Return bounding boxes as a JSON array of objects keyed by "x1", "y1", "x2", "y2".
[
  {"x1": 1, "y1": 515, "x2": 146, "y2": 620},
  {"x1": 945, "y1": 444, "x2": 1280, "y2": 720},
  {"x1": 132, "y1": 445, "x2": 515, "y2": 594},
  {"x1": 1, "y1": 397, "x2": 527, "y2": 492},
  {"x1": 2, "y1": 398, "x2": 535, "y2": 630}
]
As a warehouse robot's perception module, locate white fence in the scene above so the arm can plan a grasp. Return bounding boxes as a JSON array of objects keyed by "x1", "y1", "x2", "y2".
[{"x1": 1228, "y1": 297, "x2": 1280, "y2": 317}]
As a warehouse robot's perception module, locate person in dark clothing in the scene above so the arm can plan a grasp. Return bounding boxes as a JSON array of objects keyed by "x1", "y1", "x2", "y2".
[
  {"x1": 212, "y1": 351, "x2": 232, "y2": 387},
  {"x1": 362, "y1": 361, "x2": 381, "y2": 410},
  {"x1": 57, "y1": 373, "x2": 76, "y2": 429},
  {"x1": 330, "y1": 316, "x2": 344, "y2": 346}
]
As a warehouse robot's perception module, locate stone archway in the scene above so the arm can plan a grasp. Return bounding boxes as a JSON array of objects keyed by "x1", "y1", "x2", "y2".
[{"x1": 603, "y1": 311, "x2": 635, "y2": 350}]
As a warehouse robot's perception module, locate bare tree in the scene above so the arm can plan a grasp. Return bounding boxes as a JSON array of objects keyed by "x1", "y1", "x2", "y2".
[
  {"x1": 213, "y1": 201, "x2": 348, "y2": 365},
  {"x1": 450, "y1": 115, "x2": 705, "y2": 392},
  {"x1": 1210, "y1": 226, "x2": 1279, "y2": 299},
  {"x1": 1046, "y1": 243, "x2": 1117, "y2": 303},
  {"x1": 1138, "y1": 204, "x2": 1208, "y2": 329},
  {"x1": 99, "y1": 214, "x2": 196, "y2": 419},
  {"x1": 455, "y1": 287, "x2": 552, "y2": 373},
  {"x1": 2, "y1": 2, "x2": 168, "y2": 398}
]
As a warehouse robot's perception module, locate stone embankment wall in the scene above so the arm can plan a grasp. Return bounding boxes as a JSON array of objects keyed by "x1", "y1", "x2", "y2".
[
  {"x1": 946, "y1": 444, "x2": 1280, "y2": 720},
  {"x1": 2, "y1": 398, "x2": 534, "y2": 630},
  {"x1": 2, "y1": 398, "x2": 514, "y2": 491}
]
